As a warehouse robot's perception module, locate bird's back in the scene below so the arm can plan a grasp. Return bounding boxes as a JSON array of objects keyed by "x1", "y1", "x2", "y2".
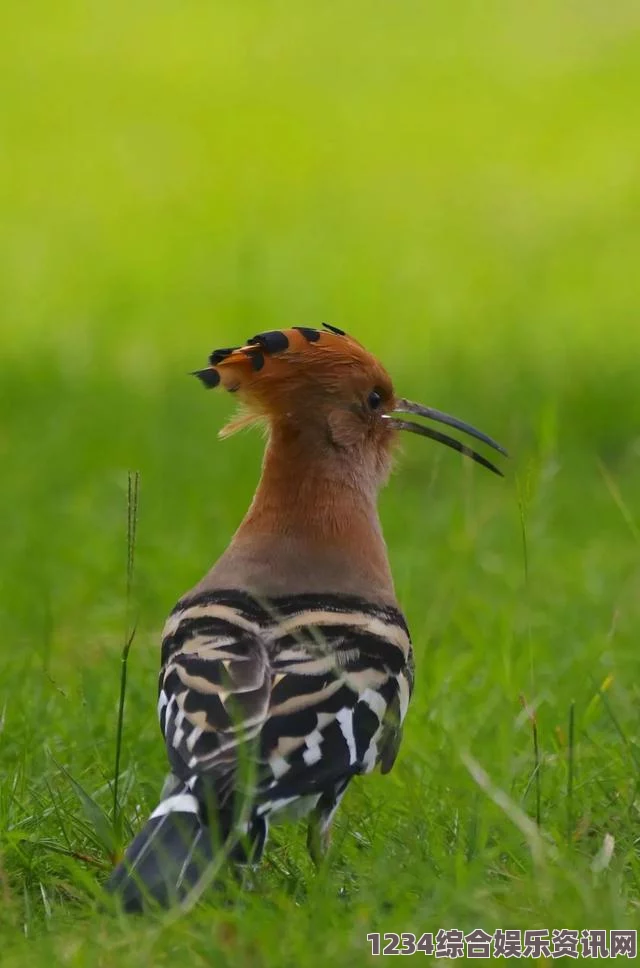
[
  {"x1": 106, "y1": 585, "x2": 413, "y2": 911},
  {"x1": 160, "y1": 586, "x2": 414, "y2": 814}
]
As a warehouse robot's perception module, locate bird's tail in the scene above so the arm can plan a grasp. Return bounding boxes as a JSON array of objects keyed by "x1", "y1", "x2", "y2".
[{"x1": 105, "y1": 785, "x2": 216, "y2": 913}]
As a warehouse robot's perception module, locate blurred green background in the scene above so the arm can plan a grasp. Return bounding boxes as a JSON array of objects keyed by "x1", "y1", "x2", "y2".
[
  {"x1": 1, "y1": 2, "x2": 639, "y2": 964},
  {"x1": 3, "y1": 2, "x2": 640, "y2": 378}
]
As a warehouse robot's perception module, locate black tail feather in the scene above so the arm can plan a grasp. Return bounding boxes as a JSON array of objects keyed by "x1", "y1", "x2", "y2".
[
  {"x1": 106, "y1": 796, "x2": 214, "y2": 912},
  {"x1": 105, "y1": 785, "x2": 269, "y2": 912}
]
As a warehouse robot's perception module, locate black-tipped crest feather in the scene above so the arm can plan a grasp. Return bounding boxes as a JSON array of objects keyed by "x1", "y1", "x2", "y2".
[{"x1": 192, "y1": 368, "x2": 221, "y2": 389}]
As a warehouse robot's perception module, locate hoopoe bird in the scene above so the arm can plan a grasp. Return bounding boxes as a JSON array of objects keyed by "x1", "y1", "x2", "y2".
[{"x1": 106, "y1": 324, "x2": 505, "y2": 911}]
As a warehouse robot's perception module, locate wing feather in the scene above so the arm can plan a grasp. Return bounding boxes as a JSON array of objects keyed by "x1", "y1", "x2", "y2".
[{"x1": 158, "y1": 591, "x2": 414, "y2": 810}]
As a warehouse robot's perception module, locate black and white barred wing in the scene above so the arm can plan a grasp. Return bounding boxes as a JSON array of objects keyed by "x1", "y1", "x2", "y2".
[
  {"x1": 256, "y1": 600, "x2": 414, "y2": 807},
  {"x1": 159, "y1": 592, "x2": 413, "y2": 810},
  {"x1": 107, "y1": 592, "x2": 413, "y2": 909},
  {"x1": 159, "y1": 600, "x2": 271, "y2": 783}
]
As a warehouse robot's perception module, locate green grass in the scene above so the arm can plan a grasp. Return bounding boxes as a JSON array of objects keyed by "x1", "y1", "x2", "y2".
[{"x1": 2, "y1": 2, "x2": 640, "y2": 964}]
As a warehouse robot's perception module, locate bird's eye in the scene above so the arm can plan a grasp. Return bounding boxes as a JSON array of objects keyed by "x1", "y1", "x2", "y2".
[{"x1": 367, "y1": 389, "x2": 383, "y2": 411}]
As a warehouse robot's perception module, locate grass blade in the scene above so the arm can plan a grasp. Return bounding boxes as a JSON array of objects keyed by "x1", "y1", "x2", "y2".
[
  {"x1": 520, "y1": 694, "x2": 542, "y2": 828},
  {"x1": 567, "y1": 700, "x2": 575, "y2": 846},
  {"x1": 112, "y1": 470, "x2": 140, "y2": 844},
  {"x1": 461, "y1": 750, "x2": 549, "y2": 871},
  {"x1": 52, "y1": 758, "x2": 117, "y2": 857}
]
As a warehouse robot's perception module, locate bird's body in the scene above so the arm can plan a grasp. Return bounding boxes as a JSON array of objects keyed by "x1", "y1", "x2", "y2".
[{"x1": 107, "y1": 325, "x2": 505, "y2": 911}]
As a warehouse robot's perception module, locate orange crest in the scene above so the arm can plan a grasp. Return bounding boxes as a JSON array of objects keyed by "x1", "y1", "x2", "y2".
[{"x1": 193, "y1": 324, "x2": 394, "y2": 436}]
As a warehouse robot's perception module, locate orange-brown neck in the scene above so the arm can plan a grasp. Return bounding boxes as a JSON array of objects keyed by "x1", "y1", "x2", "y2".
[{"x1": 200, "y1": 421, "x2": 396, "y2": 603}]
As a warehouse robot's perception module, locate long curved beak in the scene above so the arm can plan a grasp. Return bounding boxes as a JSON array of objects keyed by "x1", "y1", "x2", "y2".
[{"x1": 385, "y1": 398, "x2": 508, "y2": 477}]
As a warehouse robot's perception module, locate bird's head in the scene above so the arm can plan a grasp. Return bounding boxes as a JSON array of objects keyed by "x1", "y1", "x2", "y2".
[{"x1": 193, "y1": 324, "x2": 506, "y2": 488}]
